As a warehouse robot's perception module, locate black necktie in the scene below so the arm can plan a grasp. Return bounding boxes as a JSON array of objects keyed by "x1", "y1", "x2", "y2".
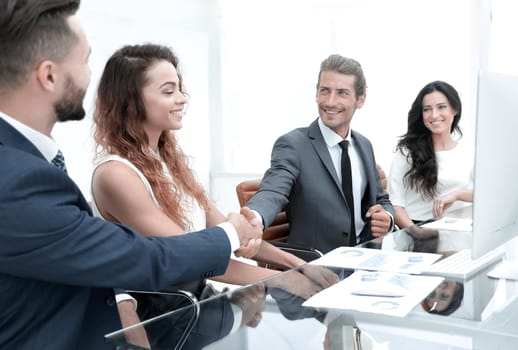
[
  {"x1": 339, "y1": 140, "x2": 356, "y2": 246},
  {"x1": 51, "y1": 150, "x2": 67, "y2": 173}
]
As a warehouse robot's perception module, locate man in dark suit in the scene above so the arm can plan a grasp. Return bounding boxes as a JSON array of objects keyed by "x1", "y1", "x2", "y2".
[
  {"x1": 0, "y1": 1, "x2": 262, "y2": 349},
  {"x1": 247, "y1": 54, "x2": 394, "y2": 254}
]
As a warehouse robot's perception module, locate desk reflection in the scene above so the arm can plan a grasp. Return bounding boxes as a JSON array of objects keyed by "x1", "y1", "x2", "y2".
[{"x1": 105, "y1": 217, "x2": 518, "y2": 349}]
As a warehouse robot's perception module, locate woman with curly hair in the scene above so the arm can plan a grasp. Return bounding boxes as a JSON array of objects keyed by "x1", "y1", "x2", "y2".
[
  {"x1": 91, "y1": 47, "x2": 343, "y2": 344},
  {"x1": 387, "y1": 81, "x2": 474, "y2": 229},
  {"x1": 91, "y1": 44, "x2": 312, "y2": 285},
  {"x1": 91, "y1": 44, "x2": 338, "y2": 311}
]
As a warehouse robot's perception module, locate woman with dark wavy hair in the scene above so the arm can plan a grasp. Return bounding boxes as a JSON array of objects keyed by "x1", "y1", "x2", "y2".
[
  {"x1": 387, "y1": 81, "x2": 474, "y2": 228},
  {"x1": 421, "y1": 279, "x2": 464, "y2": 316},
  {"x1": 91, "y1": 44, "x2": 333, "y2": 298}
]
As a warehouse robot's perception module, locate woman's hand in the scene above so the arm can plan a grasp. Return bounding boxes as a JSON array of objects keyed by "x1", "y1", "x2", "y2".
[{"x1": 433, "y1": 194, "x2": 455, "y2": 217}]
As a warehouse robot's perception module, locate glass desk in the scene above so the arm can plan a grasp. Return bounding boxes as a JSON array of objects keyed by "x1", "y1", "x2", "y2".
[{"x1": 105, "y1": 218, "x2": 518, "y2": 349}]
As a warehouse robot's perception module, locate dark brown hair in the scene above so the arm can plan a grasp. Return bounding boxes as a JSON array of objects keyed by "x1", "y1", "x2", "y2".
[
  {"x1": 0, "y1": 0, "x2": 80, "y2": 94},
  {"x1": 94, "y1": 44, "x2": 209, "y2": 230},
  {"x1": 396, "y1": 81, "x2": 463, "y2": 199},
  {"x1": 317, "y1": 54, "x2": 367, "y2": 98}
]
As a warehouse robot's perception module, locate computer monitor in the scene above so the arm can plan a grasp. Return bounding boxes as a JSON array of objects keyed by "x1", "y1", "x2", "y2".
[{"x1": 472, "y1": 70, "x2": 518, "y2": 259}]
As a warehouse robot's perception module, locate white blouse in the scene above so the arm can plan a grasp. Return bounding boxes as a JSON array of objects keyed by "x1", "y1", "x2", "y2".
[{"x1": 387, "y1": 142, "x2": 474, "y2": 221}]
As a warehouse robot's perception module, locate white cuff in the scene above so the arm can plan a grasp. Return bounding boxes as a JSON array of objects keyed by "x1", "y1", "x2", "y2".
[
  {"x1": 385, "y1": 210, "x2": 395, "y2": 231},
  {"x1": 115, "y1": 293, "x2": 138, "y2": 310},
  {"x1": 217, "y1": 222, "x2": 240, "y2": 252},
  {"x1": 229, "y1": 303, "x2": 244, "y2": 333},
  {"x1": 251, "y1": 209, "x2": 264, "y2": 227}
]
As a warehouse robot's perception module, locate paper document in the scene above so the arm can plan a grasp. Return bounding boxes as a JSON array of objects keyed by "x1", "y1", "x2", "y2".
[
  {"x1": 311, "y1": 246, "x2": 442, "y2": 274},
  {"x1": 421, "y1": 217, "x2": 472, "y2": 232},
  {"x1": 303, "y1": 270, "x2": 444, "y2": 317}
]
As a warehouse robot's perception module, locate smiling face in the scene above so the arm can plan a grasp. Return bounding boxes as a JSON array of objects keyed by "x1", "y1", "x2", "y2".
[
  {"x1": 421, "y1": 91, "x2": 457, "y2": 137},
  {"x1": 141, "y1": 60, "x2": 187, "y2": 139},
  {"x1": 316, "y1": 70, "x2": 365, "y2": 138}
]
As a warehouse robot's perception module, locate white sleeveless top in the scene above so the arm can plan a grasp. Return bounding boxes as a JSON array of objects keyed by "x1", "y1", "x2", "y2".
[{"x1": 91, "y1": 154, "x2": 206, "y2": 231}]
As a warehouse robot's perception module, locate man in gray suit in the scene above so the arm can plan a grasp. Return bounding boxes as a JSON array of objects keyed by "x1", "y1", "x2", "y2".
[{"x1": 247, "y1": 54, "x2": 394, "y2": 254}]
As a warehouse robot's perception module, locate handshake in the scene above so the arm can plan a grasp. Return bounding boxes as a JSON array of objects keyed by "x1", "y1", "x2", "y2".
[{"x1": 226, "y1": 206, "x2": 264, "y2": 258}]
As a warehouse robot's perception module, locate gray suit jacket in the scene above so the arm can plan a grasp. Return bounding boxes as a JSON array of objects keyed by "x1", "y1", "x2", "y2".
[{"x1": 247, "y1": 118, "x2": 393, "y2": 253}]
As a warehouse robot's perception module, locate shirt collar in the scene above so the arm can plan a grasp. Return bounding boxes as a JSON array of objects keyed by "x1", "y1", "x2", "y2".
[
  {"x1": 0, "y1": 111, "x2": 59, "y2": 162},
  {"x1": 317, "y1": 117, "x2": 353, "y2": 148}
]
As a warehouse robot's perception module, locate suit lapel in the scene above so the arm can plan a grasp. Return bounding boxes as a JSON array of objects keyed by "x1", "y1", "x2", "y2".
[
  {"x1": 352, "y1": 131, "x2": 369, "y2": 176},
  {"x1": 0, "y1": 117, "x2": 46, "y2": 160},
  {"x1": 0, "y1": 117, "x2": 93, "y2": 215},
  {"x1": 352, "y1": 131, "x2": 375, "y2": 215},
  {"x1": 308, "y1": 119, "x2": 343, "y2": 194}
]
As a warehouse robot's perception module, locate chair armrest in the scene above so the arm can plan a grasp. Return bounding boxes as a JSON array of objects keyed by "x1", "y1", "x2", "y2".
[{"x1": 265, "y1": 241, "x2": 323, "y2": 269}]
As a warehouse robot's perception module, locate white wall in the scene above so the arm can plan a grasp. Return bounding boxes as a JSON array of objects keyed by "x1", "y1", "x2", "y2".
[
  {"x1": 217, "y1": 0, "x2": 476, "y2": 176},
  {"x1": 212, "y1": 0, "x2": 477, "y2": 214},
  {"x1": 52, "y1": 0, "x2": 516, "y2": 216},
  {"x1": 53, "y1": 0, "x2": 213, "y2": 203}
]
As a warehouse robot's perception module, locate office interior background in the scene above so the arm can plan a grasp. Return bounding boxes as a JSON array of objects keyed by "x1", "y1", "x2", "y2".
[{"x1": 56, "y1": 0, "x2": 517, "y2": 215}]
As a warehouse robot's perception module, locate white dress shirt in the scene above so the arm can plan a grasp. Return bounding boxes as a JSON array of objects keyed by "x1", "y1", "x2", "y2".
[
  {"x1": 0, "y1": 112, "x2": 60, "y2": 161},
  {"x1": 318, "y1": 118, "x2": 367, "y2": 239}
]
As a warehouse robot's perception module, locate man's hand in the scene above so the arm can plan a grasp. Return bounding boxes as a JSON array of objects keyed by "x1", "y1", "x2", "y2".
[
  {"x1": 299, "y1": 265, "x2": 340, "y2": 289},
  {"x1": 365, "y1": 204, "x2": 391, "y2": 237},
  {"x1": 231, "y1": 283, "x2": 266, "y2": 327},
  {"x1": 265, "y1": 268, "x2": 333, "y2": 300},
  {"x1": 226, "y1": 207, "x2": 263, "y2": 258}
]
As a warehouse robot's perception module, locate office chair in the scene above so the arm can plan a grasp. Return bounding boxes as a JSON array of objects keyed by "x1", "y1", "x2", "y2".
[
  {"x1": 236, "y1": 179, "x2": 289, "y2": 243},
  {"x1": 376, "y1": 164, "x2": 387, "y2": 191},
  {"x1": 127, "y1": 289, "x2": 200, "y2": 350}
]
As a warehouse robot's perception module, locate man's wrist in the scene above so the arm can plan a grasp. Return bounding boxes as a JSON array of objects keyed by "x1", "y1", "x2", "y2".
[
  {"x1": 229, "y1": 303, "x2": 244, "y2": 332},
  {"x1": 218, "y1": 222, "x2": 239, "y2": 252},
  {"x1": 116, "y1": 293, "x2": 138, "y2": 310},
  {"x1": 250, "y1": 209, "x2": 264, "y2": 228}
]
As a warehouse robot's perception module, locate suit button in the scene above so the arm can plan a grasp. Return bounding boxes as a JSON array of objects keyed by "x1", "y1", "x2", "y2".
[
  {"x1": 202, "y1": 271, "x2": 214, "y2": 278},
  {"x1": 105, "y1": 295, "x2": 116, "y2": 307}
]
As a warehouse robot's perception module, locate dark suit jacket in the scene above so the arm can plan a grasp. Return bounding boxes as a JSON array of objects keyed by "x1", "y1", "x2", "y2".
[
  {"x1": 0, "y1": 118, "x2": 231, "y2": 350},
  {"x1": 247, "y1": 118, "x2": 394, "y2": 253}
]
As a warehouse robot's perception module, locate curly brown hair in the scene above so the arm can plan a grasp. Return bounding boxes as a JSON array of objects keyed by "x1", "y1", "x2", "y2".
[{"x1": 93, "y1": 44, "x2": 208, "y2": 230}]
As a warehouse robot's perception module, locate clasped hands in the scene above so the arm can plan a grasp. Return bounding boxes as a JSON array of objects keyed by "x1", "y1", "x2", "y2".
[
  {"x1": 230, "y1": 283, "x2": 266, "y2": 328},
  {"x1": 266, "y1": 265, "x2": 340, "y2": 300},
  {"x1": 226, "y1": 206, "x2": 263, "y2": 258}
]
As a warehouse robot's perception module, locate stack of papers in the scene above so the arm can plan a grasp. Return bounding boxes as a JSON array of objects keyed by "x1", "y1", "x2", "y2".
[
  {"x1": 310, "y1": 246, "x2": 442, "y2": 274},
  {"x1": 421, "y1": 216, "x2": 473, "y2": 232},
  {"x1": 302, "y1": 270, "x2": 444, "y2": 317}
]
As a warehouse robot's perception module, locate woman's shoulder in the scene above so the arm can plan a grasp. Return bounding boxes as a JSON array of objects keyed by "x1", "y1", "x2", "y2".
[
  {"x1": 95, "y1": 154, "x2": 132, "y2": 168},
  {"x1": 391, "y1": 146, "x2": 410, "y2": 160},
  {"x1": 93, "y1": 158, "x2": 140, "y2": 185},
  {"x1": 389, "y1": 147, "x2": 412, "y2": 175},
  {"x1": 93, "y1": 155, "x2": 149, "y2": 186}
]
